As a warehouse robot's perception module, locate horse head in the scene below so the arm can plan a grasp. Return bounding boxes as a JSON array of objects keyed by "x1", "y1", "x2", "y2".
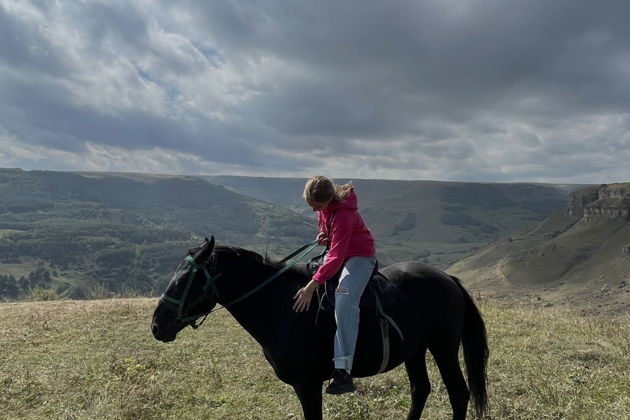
[{"x1": 151, "y1": 236, "x2": 219, "y2": 342}]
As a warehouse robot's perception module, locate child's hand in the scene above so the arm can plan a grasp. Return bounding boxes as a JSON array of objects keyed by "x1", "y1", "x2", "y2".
[
  {"x1": 293, "y1": 280, "x2": 318, "y2": 312},
  {"x1": 316, "y1": 232, "x2": 328, "y2": 246}
]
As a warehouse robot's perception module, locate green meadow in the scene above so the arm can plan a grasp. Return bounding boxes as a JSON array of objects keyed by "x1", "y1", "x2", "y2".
[{"x1": 1, "y1": 298, "x2": 628, "y2": 419}]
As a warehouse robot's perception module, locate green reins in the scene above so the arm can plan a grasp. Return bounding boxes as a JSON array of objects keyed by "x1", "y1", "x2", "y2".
[
  {"x1": 226, "y1": 240, "x2": 319, "y2": 306},
  {"x1": 160, "y1": 240, "x2": 320, "y2": 328}
]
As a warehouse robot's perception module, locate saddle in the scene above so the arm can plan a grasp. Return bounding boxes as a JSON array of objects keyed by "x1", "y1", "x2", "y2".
[
  {"x1": 317, "y1": 267, "x2": 398, "y2": 313},
  {"x1": 307, "y1": 249, "x2": 398, "y2": 312}
]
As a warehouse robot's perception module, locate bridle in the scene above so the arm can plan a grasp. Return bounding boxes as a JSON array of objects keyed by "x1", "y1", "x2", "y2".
[
  {"x1": 159, "y1": 255, "x2": 223, "y2": 329},
  {"x1": 159, "y1": 241, "x2": 319, "y2": 329}
]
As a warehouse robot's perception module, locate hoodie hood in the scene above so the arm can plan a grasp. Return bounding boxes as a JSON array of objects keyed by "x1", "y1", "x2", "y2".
[{"x1": 330, "y1": 187, "x2": 358, "y2": 211}]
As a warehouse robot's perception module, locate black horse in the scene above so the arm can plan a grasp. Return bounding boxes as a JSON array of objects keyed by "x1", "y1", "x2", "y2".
[{"x1": 152, "y1": 237, "x2": 488, "y2": 420}]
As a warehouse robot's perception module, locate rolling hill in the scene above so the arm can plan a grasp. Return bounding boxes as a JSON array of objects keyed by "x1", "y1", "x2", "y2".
[
  {"x1": 206, "y1": 176, "x2": 579, "y2": 266},
  {"x1": 449, "y1": 183, "x2": 630, "y2": 313},
  {"x1": 0, "y1": 169, "x2": 588, "y2": 302},
  {"x1": 0, "y1": 169, "x2": 314, "y2": 299}
]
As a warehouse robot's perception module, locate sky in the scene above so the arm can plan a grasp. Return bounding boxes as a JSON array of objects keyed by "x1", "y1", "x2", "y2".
[{"x1": 1, "y1": 0, "x2": 629, "y2": 184}]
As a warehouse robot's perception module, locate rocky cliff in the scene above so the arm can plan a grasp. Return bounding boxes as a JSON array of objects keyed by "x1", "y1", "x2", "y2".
[
  {"x1": 567, "y1": 183, "x2": 630, "y2": 221},
  {"x1": 450, "y1": 182, "x2": 630, "y2": 314}
]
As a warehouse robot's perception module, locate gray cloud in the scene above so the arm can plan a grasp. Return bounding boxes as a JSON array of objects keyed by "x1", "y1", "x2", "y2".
[{"x1": 0, "y1": 0, "x2": 629, "y2": 182}]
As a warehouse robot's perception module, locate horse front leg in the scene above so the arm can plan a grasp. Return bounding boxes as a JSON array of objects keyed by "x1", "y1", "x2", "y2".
[{"x1": 293, "y1": 380, "x2": 323, "y2": 420}]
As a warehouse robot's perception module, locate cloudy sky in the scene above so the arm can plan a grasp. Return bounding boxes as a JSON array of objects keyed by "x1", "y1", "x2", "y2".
[{"x1": 1, "y1": 0, "x2": 629, "y2": 183}]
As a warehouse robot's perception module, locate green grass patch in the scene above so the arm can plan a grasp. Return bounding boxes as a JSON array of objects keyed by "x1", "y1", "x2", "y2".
[{"x1": 0, "y1": 299, "x2": 628, "y2": 419}]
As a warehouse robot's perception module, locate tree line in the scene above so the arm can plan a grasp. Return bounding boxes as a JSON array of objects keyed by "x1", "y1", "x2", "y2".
[{"x1": 0, "y1": 268, "x2": 52, "y2": 299}]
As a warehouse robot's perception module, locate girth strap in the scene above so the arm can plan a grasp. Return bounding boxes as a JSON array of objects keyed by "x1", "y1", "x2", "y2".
[
  {"x1": 374, "y1": 294, "x2": 404, "y2": 342},
  {"x1": 374, "y1": 293, "x2": 404, "y2": 374},
  {"x1": 377, "y1": 317, "x2": 390, "y2": 374}
]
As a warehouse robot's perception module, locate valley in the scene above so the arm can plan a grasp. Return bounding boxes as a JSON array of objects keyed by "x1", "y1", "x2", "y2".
[{"x1": 3, "y1": 168, "x2": 629, "y2": 314}]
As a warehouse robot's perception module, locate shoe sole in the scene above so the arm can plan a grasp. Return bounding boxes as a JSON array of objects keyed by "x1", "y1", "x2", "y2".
[{"x1": 325, "y1": 386, "x2": 356, "y2": 395}]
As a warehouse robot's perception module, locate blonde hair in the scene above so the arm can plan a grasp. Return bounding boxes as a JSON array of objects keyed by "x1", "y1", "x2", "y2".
[{"x1": 303, "y1": 176, "x2": 352, "y2": 204}]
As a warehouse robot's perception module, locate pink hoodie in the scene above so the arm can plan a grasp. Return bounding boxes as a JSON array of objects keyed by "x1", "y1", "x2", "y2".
[{"x1": 312, "y1": 187, "x2": 376, "y2": 283}]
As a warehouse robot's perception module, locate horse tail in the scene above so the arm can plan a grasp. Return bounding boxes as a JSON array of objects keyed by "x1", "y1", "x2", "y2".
[{"x1": 450, "y1": 275, "x2": 489, "y2": 418}]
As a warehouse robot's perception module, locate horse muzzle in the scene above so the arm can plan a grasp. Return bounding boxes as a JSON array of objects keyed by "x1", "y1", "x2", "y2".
[
  {"x1": 151, "y1": 307, "x2": 185, "y2": 342},
  {"x1": 151, "y1": 320, "x2": 179, "y2": 342}
]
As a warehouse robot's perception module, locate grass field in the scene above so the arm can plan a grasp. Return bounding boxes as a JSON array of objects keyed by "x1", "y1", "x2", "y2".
[{"x1": 1, "y1": 298, "x2": 629, "y2": 419}]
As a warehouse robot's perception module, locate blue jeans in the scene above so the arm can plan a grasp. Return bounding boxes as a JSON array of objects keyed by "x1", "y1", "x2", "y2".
[{"x1": 333, "y1": 255, "x2": 376, "y2": 371}]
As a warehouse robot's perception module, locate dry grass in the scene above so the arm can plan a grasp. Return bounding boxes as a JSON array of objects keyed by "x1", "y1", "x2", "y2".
[{"x1": 0, "y1": 298, "x2": 628, "y2": 419}]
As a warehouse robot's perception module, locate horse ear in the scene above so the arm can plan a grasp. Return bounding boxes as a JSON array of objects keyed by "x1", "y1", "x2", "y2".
[{"x1": 196, "y1": 236, "x2": 215, "y2": 262}]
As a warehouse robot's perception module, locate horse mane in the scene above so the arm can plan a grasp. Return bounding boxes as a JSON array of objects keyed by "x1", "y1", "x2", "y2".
[
  {"x1": 213, "y1": 245, "x2": 309, "y2": 285},
  {"x1": 214, "y1": 245, "x2": 282, "y2": 269},
  {"x1": 186, "y1": 243, "x2": 306, "y2": 283}
]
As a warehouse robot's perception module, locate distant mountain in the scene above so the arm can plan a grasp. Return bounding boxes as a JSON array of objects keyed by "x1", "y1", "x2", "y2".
[
  {"x1": 0, "y1": 169, "x2": 314, "y2": 299},
  {"x1": 0, "y1": 169, "x2": 588, "y2": 302},
  {"x1": 206, "y1": 176, "x2": 309, "y2": 213},
  {"x1": 449, "y1": 183, "x2": 630, "y2": 313},
  {"x1": 205, "y1": 176, "x2": 580, "y2": 267}
]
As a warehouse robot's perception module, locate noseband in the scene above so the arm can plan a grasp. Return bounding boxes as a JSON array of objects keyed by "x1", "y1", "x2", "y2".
[{"x1": 159, "y1": 255, "x2": 223, "y2": 328}]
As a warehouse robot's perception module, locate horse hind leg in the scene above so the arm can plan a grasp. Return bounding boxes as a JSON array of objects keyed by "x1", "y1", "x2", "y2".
[
  {"x1": 404, "y1": 347, "x2": 431, "y2": 420},
  {"x1": 431, "y1": 346, "x2": 470, "y2": 420}
]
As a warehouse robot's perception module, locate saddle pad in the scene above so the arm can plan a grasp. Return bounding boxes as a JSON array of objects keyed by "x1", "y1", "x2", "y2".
[{"x1": 319, "y1": 271, "x2": 398, "y2": 312}]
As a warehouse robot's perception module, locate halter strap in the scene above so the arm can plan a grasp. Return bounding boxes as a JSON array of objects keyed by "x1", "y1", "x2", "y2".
[{"x1": 159, "y1": 255, "x2": 223, "y2": 324}]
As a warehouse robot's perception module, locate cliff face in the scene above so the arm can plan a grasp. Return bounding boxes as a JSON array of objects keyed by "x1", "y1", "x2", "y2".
[
  {"x1": 450, "y1": 182, "x2": 630, "y2": 314},
  {"x1": 567, "y1": 183, "x2": 630, "y2": 221}
]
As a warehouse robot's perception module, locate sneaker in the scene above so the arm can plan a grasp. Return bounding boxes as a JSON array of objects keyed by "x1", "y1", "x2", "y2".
[{"x1": 325, "y1": 369, "x2": 355, "y2": 395}]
